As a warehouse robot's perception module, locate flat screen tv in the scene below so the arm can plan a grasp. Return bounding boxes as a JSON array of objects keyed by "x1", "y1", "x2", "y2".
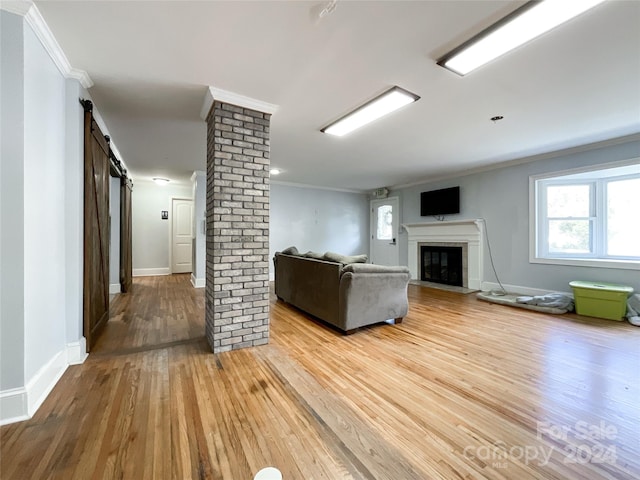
[{"x1": 420, "y1": 186, "x2": 460, "y2": 216}]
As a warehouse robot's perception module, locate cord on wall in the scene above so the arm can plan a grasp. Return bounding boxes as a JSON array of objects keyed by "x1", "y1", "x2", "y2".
[{"x1": 479, "y1": 218, "x2": 507, "y2": 296}]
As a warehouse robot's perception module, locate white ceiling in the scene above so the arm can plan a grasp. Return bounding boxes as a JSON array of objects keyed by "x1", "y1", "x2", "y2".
[{"x1": 34, "y1": 0, "x2": 640, "y2": 191}]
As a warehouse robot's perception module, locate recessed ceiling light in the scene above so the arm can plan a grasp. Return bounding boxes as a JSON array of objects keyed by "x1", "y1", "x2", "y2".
[
  {"x1": 322, "y1": 86, "x2": 420, "y2": 137},
  {"x1": 153, "y1": 177, "x2": 170, "y2": 186},
  {"x1": 270, "y1": 168, "x2": 281, "y2": 175},
  {"x1": 438, "y1": 0, "x2": 606, "y2": 76}
]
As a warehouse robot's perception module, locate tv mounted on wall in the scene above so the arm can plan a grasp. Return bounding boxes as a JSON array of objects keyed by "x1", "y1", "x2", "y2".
[{"x1": 420, "y1": 186, "x2": 460, "y2": 216}]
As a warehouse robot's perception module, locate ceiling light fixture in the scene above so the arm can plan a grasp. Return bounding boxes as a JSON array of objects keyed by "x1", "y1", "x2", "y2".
[
  {"x1": 437, "y1": 0, "x2": 606, "y2": 76},
  {"x1": 153, "y1": 177, "x2": 170, "y2": 186},
  {"x1": 269, "y1": 168, "x2": 281, "y2": 175},
  {"x1": 322, "y1": 86, "x2": 420, "y2": 137}
]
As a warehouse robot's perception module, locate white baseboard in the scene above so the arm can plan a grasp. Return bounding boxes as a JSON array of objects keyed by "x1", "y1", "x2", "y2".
[
  {"x1": 481, "y1": 281, "x2": 573, "y2": 297},
  {"x1": 133, "y1": 267, "x2": 170, "y2": 277},
  {"x1": 0, "y1": 387, "x2": 28, "y2": 426},
  {"x1": 190, "y1": 274, "x2": 205, "y2": 288},
  {"x1": 26, "y1": 349, "x2": 68, "y2": 417},
  {"x1": 66, "y1": 337, "x2": 88, "y2": 365},
  {"x1": 0, "y1": 342, "x2": 88, "y2": 425},
  {"x1": 109, "y1": 283, "x2": 121, "y2": 294}
]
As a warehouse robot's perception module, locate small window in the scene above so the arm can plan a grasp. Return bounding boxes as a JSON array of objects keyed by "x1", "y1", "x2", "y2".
[
  {"x1": 531, "y1": 160, "x2": 640, "y2": 269},
  {"x1": 376, "y1": 205, "x2": 393, "y2": 240},
  {"x1": 545, "y1": 184, "x2": 593, "y2": 255}
]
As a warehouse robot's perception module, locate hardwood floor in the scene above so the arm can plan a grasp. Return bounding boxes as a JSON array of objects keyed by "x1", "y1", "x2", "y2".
[{"x1": 1, "y1": 275, "x2": 638, "y2": 479}]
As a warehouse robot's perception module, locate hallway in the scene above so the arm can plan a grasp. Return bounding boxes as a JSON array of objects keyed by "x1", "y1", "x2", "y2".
[{"x1": 99, "y1": 274, "x2": 204, "y2": 355}]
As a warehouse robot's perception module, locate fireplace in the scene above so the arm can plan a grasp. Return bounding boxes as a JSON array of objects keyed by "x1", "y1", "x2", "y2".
[
  {"x1": 421, "y1": 245, "x2": 463, "y2": 286},
  {"x1": 402, "y1": 220, "x2": 484, "y2": 290}
]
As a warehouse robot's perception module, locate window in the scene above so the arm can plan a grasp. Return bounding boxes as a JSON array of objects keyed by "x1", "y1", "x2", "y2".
[
  {"x1": 376, "y1": 205, "x2": 393, "y2": 240},
  {"x1": 531, "y1": 161, "x2": 640, "y2": 269}
]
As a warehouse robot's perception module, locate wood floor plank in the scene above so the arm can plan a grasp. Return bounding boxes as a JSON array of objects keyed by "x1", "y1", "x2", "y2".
[{"x1": 1, "y1": 275, "x2": 638, "y2": 479}]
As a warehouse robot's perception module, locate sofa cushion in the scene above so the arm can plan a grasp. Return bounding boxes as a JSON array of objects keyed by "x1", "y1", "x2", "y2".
[
  {"x1": 280, "y1": 246, "x2": 299, "y2": 255},
  {"x1": 324, "y1": 252, "x2": 368, "y2": 264},
  {"x1": 302, "y1": 251, "x2": 325, "y2": 260},
  {"x1": 341, "y1": 264, "x2": 410, "y2": 274}
]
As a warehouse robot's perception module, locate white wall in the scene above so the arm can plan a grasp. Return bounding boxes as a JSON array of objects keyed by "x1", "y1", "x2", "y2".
[
  {"x1": 191, "y1": 171, "x2": 206, "y2": 286},
  {"x1": 269, "y1": 183, "x2": 369, "y2": 280},
  {"x1": 0, "y1": 10, "x2": 26, "y2": 392},
  {"x1": 23, "y1": 19, "x2": 67, "y2": 382},
  {"x1": 1, "y1": 9, "x2": 88, "y2": 424},
  {"x1": 132, "y1": 181, "x2": 192, "y2": 275},
  {"x1": 109, "y1": 177, "x2": 121, "y2": 291},
  {"x1": 64, "y1": 79, "x2": 85, "y2": 346},
  {"x1": 395, "y1": 138, "x2": 640, "y2": 293}
]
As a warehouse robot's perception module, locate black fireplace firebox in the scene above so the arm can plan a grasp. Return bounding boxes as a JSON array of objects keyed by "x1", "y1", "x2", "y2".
[{"x1": 420, "y1": 246, "x2": 463, "y2": 287}]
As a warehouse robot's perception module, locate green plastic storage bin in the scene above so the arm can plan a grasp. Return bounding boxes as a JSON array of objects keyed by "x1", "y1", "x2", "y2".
[{"x1": 569, "y1": 281, "x2": 633, "y2": 321}]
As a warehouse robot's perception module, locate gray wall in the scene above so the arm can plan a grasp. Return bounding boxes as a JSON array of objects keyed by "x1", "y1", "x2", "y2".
[
  {"x1": 394, "y1": 138, "x2": 640, "y2": 293},
  {"x1": 269, "y1": 183, "x2": 370, "y2": 280},
  {"x1": 0, "y1": 11, "x2": 25, "y2": 391},
  {"x1": 132, "y1": 181, "x2": 193, "y2": 274}
]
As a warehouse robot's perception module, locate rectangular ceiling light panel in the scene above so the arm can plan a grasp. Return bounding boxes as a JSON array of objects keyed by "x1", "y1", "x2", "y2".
[
  {"x1": 439, "y1": 0, "x2": 607, "y2": 76},
  {"x1": 322, "y1": 86, "x2": 420, "y2": 137}
]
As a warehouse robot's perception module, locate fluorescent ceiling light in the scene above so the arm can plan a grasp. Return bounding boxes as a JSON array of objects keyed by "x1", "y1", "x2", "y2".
[
  {"x1": 153, "y1": 177, "x2": 170, "y2": 186},
  {"x1": 322, "y1": 86, "x2": 419, "y2": 137},
  {"x1": 438, "y1": 0, "x2": 607, "y2": 76},
  {"x1": 269, "y1": 168, "x2": 281, "y2": 175}
]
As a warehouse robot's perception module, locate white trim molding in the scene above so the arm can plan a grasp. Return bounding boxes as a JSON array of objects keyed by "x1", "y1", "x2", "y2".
[
  {"x1": 1, "y1": 1, "x2": 93, "y2": 88},
  {"x1": 0, "y1": 387, "x2": 28, "y2": 426},
  {"x1": 271, "y1": 180, "x2": 366, "y2": 194},
  {"x1": 66, "y1": 338, "x2": 88, "y2": 365},
  {"x1": 109, "y1": 283, "x2": 121, "y2": 294},
  {"x1": 0, "y1": 343, "x2": 87, "y2": 425},
  {"x1": 200, "y1": 86, "x2": 278, "y2": 120},
  {"x1": 403, "y1": 220, "x2": 484, "y2": 290},
  {"x1": 190, "y1": 170, "x2": 205, "y2": 183},
  {"x1": 133, "y1": 267, "x2": 170, "y2": 277},
  {"x1": 1, "y1": 1, "x2": 32, "y2": 16},
  {"x1": 1, "y1": 350, "x2": 68, "y2": 424},
  {"x1": 191, "y1": 274, "x2": 205, "y2": 288},
  {"x1": 26, "y1": 350, "x2": 68, "y2": 416}
]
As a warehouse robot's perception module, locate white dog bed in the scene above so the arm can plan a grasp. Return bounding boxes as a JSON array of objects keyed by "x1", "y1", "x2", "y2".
[{"x1": 477, "y1": 292, "x2": 569, "y2": 314}]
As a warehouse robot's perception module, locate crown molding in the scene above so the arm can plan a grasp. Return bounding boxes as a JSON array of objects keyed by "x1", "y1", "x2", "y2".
[
  {"x1": 190, "y1": 170, "x2": 205, "y2": 182},
  {"x1": 200, "y1": 86, "x2": 278, "y2": 120},
  {"x1": 1, "y1": 1, "x2": 93, "y2": 89},
  {"x1": 391, "y1": 132, "x2": 640, "y2": 190},
  {"x1": 271, "y1": 180, "x2": 366, "y2": 194},
  {"x1": 1, "y1": 1, "x2": 31, "y2": 16}
]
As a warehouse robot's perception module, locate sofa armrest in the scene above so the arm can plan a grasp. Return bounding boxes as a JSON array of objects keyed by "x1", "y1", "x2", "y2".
[
  {"x1": 341, "y1": 264, "x2": 410, "y2": 275},
  {"x1": 339, "y1": 270, "x2": 410, "y2": 332}
]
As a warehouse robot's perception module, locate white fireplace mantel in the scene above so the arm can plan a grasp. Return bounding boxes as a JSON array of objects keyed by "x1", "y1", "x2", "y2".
[{"x1": 402, "y1": 220, "x2": 484, "y2": 289}]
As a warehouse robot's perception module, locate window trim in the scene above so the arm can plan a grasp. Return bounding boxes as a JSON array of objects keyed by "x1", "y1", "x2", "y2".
[{"x1": 529, "y1": 158, "x2": 640, "y2": 271}]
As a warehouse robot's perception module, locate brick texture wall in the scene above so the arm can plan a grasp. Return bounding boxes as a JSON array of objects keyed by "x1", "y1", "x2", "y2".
[{"x1": 205, "y1": 101, "x2": 271, "y2": 353}]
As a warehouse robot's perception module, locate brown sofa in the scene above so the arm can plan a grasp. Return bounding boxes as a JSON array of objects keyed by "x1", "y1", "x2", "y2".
[{"x1": 273, "y1": 252, "x2": 410, "y2": 333}]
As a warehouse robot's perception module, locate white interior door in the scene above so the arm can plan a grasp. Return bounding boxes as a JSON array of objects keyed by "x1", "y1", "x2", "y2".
[
  {"x1": 370, "y1": 197, "x2": 399, "y2": 266},
  {"x1": 172, "y1": 198, "x2": 193, "y2": 273}
]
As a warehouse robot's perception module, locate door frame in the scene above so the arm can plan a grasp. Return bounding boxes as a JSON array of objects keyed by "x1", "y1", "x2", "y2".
[
  {"x1": 370, "y1": 196, "x2": 400, "y2": 265},
  {"x1": 169, "y1": 196, "x2": 193, "y2": 274}
]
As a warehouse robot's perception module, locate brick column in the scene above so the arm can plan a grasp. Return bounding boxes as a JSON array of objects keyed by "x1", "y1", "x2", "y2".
[{"x1": 205, "y1": 101, "x2": 271, "y2": 353}]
